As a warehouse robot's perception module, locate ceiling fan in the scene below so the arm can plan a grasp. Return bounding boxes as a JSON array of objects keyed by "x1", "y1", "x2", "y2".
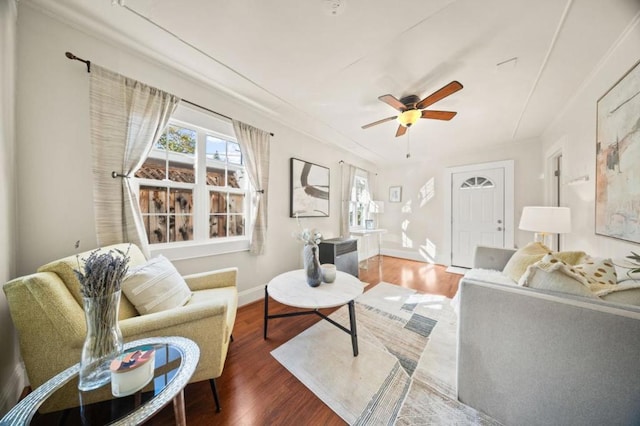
[{"x1": 362, "y1": 81, "x2": 463, "y2": 137}]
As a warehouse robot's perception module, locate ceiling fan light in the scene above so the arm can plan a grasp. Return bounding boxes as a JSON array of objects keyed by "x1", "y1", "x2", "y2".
[{"x1": 397, "y1": 109, "x2": 421, "y2": 127}]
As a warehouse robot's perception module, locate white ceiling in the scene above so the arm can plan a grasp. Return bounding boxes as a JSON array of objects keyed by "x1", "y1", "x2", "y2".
[{"x1": 28, "y1": 0, "x2": 640, "y2": 166}]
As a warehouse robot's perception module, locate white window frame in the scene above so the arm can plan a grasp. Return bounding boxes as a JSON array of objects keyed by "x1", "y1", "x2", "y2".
[
  {"x1": 349, "y1": 171, "x2": 371, "y2": 230},
  {"x1": 133, "y1": 104, "x2": 252, "y2": 261}
]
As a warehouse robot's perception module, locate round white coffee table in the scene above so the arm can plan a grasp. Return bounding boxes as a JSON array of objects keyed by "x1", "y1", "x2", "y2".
[{"x1": 263, "y1": 269, "x2": 364, "y2": 356}]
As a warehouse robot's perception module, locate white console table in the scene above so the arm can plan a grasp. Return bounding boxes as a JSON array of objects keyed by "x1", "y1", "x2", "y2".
[{"x1": 349, "y1": 229, "x2": 387, "y2": 267}]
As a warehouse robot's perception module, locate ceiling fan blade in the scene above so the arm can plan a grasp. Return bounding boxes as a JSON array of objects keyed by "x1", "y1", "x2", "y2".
[
  {"x1": 421, "y1": 110, "x2": 457, "y2": 121},
  {"x1": 416, "y1": 81, "x2": 463, "y2": 110},
  {"x1": 378, "y1": 94, "x2": 407, "y2": 112},
  {"x1": 362, "y1": 115, "x2": 398, "y2": 129},
  {"x1": 395, "y1": 125, "x2": 407, "y2": 137}
]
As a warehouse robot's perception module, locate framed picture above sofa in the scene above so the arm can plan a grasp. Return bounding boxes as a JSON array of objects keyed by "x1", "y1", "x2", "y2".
[
  {"x1": 290, "y1": 158, "x2": 330, "y2": 217},
  {"x1": 595, "y1": 59, "x2": 640, "y2": 244}
]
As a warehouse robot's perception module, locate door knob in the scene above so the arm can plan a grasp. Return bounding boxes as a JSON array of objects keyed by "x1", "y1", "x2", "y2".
[
  {"x1": 497, "y1": 227, "x2": 503, "y2": 231},
  {"x1": 497, "y1": 219, "x2": 503, "y2": 224}
]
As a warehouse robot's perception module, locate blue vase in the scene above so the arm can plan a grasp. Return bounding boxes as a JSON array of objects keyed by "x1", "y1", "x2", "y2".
[{"x1": 303, "y1": 243, "x2": 322, "y2": 287}]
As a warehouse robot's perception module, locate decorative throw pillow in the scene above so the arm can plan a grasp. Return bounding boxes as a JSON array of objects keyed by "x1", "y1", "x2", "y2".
[
  {"x1": 502, "y1": 242, "x2": 586, "y2": 283},
  {"x1": 554, "y1": 250, "x2": 588, "y2": 265},
  {"x1": 502, "y1": 242, "x2": 551, "y2": 282},
  {"x1": 574, "y1": 257, "x2": 617, "y2": 286},
  {"x1": 122, "y1": 255, "x2": 192, "y2": 315},
  {"x1": 518, "y1": 258, "x2": 598, "y2": 298}
]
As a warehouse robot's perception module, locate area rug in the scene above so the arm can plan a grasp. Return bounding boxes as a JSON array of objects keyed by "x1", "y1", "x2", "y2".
[{"x1": 271, "y1": 283, "x2": 500, "y2": 425}]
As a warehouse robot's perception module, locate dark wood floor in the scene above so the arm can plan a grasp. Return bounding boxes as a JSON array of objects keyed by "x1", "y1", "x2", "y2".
[{"x1": 142, "y1": 256, "x2": 462, "y2": 425}]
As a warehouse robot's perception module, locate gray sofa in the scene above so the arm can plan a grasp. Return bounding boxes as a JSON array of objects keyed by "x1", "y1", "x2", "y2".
[{"x1": 456, "y1": 246, "x2": 640, "y2": 426}]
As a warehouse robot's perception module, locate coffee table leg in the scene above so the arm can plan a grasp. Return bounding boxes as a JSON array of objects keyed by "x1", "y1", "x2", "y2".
[
  {"x1": 348, "y1": 300, "x2": 358, "y2": 356},
  {"x1": 173, "y1": 389, "x2": 186, "y2": 426},
  {"x1": 263, "y1": 285, "x2": 269, "y2": 340}
]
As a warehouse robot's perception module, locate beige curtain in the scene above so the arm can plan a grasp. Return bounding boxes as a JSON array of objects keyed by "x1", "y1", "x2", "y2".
[
  {"x1": 340, "y1": 163, "x2": 356, "y2": 237},
  {"x1": 1, "y1": 0, "x2": 17, "y2": 282},
  {"x1": 232, "y1": 120, "x2": 271, "y2": 255},
  {"x1": 90, "y1": 66, "x2": 179, "y2": 256}
]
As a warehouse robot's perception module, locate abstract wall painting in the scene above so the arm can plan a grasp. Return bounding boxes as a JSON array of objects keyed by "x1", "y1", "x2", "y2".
[
  {"x1": 290, "y1": 158, "x2": 330, "y2": 217},
  {"x1": 595, "y1": 59, "x2": 640, "y2": 244}
]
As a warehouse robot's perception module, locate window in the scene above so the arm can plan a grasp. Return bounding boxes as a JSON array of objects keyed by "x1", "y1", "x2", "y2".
[
  {"x1": 349, "y1": 174, "x2": 371, "y2": 228},
  {"x1": 460, "y1": 176, "x2": 495, "y2": 189},
  {"x1": 134, "y1": 105, "x2": 250, "y2": 250}
]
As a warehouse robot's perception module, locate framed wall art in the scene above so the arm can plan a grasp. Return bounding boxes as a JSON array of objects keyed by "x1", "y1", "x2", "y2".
[
  {"x1": 290, "y1": 158, "x2": 330, "y2": 217},
  {"x1": 389, "y1": 186, "x2": 402, "y2": 203},
  {"x1": 595, "y1": 59, "x2": 640, "y2": 244}
]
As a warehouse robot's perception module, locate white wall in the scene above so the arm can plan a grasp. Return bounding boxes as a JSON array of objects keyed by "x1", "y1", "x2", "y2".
[
  {"x1": 377, "y1": 138, "x2": 543, "y2": 264},
  {"x1": 541, "y1": 17, "x2": 640, "y2": 259},
  {"x1": 0, "y1": 0, "x2": 26, "y2": 416},
  {"x1": 14, "y1": 3, "x2": 375, "y2": 306}
]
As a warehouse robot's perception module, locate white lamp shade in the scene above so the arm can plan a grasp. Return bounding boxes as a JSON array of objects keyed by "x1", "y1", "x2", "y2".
[{"x1": 519, "y1": 206, "x2": 571, "y2": 234}]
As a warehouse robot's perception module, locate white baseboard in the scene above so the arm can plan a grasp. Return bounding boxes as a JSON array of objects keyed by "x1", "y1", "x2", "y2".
[
  {"x1": 238, "y1": 284, "x2": 266, "y2": 307},
  {"x1": 0, "y1": 362, "x2": 27, "y2": 416},
  {"x1": 381, "y1": 248, "x2": 433, "y2": 264}
]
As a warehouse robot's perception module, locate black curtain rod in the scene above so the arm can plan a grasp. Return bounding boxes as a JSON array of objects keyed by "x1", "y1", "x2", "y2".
[{"x1": 65, "y1": 51, "x2": 274, "y2": 137}]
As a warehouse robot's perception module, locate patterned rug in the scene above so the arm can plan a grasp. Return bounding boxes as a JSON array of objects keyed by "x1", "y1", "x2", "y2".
[{"x1": 271, "y1": 282, "x2": 500, "y2": 425}]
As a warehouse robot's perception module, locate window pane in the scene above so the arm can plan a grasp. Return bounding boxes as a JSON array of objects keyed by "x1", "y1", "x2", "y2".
[
  {"x1": 158, "y1": 125, "x2": 196, "y2": 154},
  {"x1": 210, "y1": 191, "x2": 227, "y2": 213},
  {"x1": 461, "y1": 176, "x2": 495, "y2": 190},
  {"x1": 206, "y1": 136, "x2": 227, "y2": 161},
  {"x1": 172, "y1": 189, "x2": 192, "y2": 214},
  {"x1": 228, "y1": 169, "x2": 245, "y2": 189},
  {"x1": 228, "y1": 215, "x2": 245, "y2": 236},
  {"x1": 135, "y1": 158, "x2": 166, "y2": 181},
  {"x1": 173, "y1": 215, "x2": 193, "y2": 242},
  {"x1": 146, "y1": 214, "x2": 167, "y2": 244},
  {"x1": 168, "y1": 160, "x2": 195, "y2": 183},
  {"x1": 139, "y1": 187, "x2": 167, "y2": 214},
  {"x1": 228, "y1": 194, "x2": 244, "y2": 214},
  {"x1": 210, "y1": 215, "x2": 226, "y2": 238},
  {"x1": 206, "y1": 166, "x2": 225, "y2": 187},
  {"x1": 356, "y1": 204, "x2": 365, "y2": 226},
  {"x1": 227, "y1": 142, "x2": 242, "y2": 165}
]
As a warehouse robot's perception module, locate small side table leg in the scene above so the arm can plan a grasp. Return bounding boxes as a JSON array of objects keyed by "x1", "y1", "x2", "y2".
[
  {"x1": 173, "y1": 389, "x2": 186, "y2": 426},
  {"x1": 348, "y1": 300, "x2": 359, "y2": 357},
  {"x1": 263, "y1": 285, "x2": 269, "y2": 340}
]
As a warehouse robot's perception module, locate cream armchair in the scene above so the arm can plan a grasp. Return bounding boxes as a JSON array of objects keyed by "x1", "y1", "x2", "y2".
[{"x1": 3, "y1": 243, "x2": 237, "y2": 413}]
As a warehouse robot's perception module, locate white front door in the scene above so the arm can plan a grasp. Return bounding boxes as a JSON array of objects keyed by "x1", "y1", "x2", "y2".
[{"x1": 451, "y1": 168, "x2": 505, "y2": 267}]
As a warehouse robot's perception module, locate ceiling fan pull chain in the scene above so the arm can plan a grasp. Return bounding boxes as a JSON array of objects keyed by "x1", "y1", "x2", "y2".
[{"x1": 406, "y1": 129, "x2": 411, "y2": 159}]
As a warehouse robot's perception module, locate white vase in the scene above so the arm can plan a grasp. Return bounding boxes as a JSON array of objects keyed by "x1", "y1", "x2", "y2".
[{"x1": 321, "y1": 264, "x2": 337, "y2": 283}]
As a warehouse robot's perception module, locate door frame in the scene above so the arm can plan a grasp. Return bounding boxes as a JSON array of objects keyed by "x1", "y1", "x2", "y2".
[
  {"x1": 544, "y1": 136, "x2": 566, "y2": 206},
  {"x1": 545, "y1": 136, "x2": 566, "y2": 250},
  {"x1": 444, "y1": 160, "x2": 515, "y2": 266}
]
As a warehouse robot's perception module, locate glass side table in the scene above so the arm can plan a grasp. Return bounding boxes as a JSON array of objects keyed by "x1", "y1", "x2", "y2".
[{"x1": 1, "y1": 336, "x2": 199, "y2": 426}]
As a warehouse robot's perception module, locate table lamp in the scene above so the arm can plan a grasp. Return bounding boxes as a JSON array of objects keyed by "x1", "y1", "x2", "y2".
[{"x1": 519, "y1": 206, "x2": 571, "y2": 248}]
